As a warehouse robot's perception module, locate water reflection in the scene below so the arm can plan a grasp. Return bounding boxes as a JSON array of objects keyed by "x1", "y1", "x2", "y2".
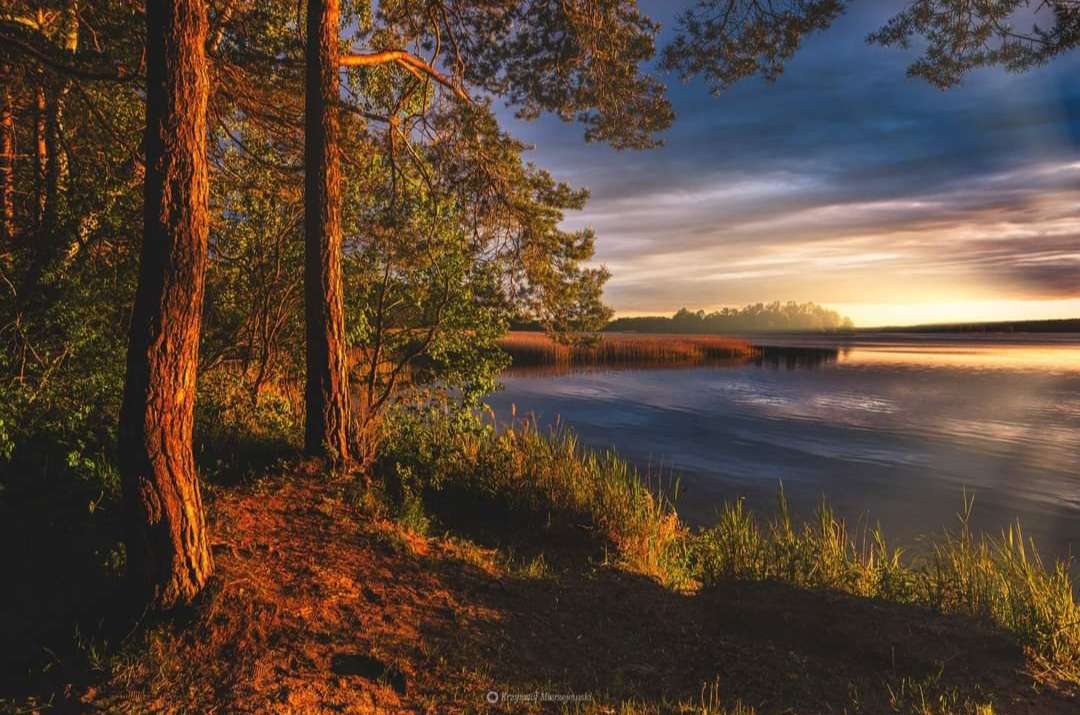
[
  {"x1": 503, "y1": 346, "x2": 842, "y2": 378},
  {"x1": 845, "y1": 344, "x2": 1080, "y2": 372},
  {"x1": 502, "y1": 358, "x2": 747, "y2": 379},
  {"x1": 752, "y1": 345, "x2": 841, "y2": 370},
  {"x1": 749, "y1": 333, "x2": 1080, "y2": 373},
  {"x1": 488, "y1": 334, "x2": 1080, "y2": 565}
]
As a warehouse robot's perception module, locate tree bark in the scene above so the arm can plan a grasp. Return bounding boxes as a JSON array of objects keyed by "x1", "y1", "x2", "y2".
[
  {"x1": 19, "y1": 87, "x2": 62, "y2": 295},
  {"x1": 41, "y1": 89, "x2": 59, "y2": 237},
  {"x1": 303, "y1": 0, "x2": 350, "y2": 461},
  {"x1": 33, "y1": 84, "x2": 46, "y2": 227},
  {"x1": 118, "y1": 0, "x2": 213, "y2": 609},
  {"x1": 0, "y1": 81, "x2": 13, "y2": 244}
]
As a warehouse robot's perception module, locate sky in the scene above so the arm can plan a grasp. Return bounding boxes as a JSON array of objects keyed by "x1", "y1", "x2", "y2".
[{"x1": 496, "y1": 1, "x2": 1080, "y2": 327}]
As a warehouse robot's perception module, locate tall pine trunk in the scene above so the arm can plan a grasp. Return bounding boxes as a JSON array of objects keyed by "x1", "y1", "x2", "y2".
[
  {"x1": 33, "y1": 85, "x2": 46, "y2": 227},
  {"x1": 118, "y1": 0, "x2": 213, "y2": 609},
  {"x1": 303, "y1": 0, "x2": 351, "y2": 461},
  {"x1": 0, "y1": 81, "x2": 13, "y2": 244},
  {"x1": 41, "y1": 92, "x2": 59, "y2": 238}
]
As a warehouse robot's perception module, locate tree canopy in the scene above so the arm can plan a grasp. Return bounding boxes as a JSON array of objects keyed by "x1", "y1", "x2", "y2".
[
  {"x1": 663, "y1": 0, "x2": 1078, "y2": 91},
  {"x1": 0, "y1": 0, "x2": 677, "y2": 492}
]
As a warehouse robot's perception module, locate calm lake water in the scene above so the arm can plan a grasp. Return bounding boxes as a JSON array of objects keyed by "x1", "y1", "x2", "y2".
[{"x1": 486, "y1": 334, "x2": 1080, "y2": 563}]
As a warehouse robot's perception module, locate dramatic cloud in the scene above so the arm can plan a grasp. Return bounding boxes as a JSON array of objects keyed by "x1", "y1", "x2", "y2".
[{"x1": 497, "y1": 1, "x2": 1080, "y2": 325}]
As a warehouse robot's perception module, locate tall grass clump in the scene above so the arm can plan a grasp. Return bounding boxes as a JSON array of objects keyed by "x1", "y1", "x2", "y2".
[
  {"x1": 692, "y1": 487, "x2": 914, "y2": 598},
  {"x1": 692, "y1": 489, "x2": 1080, "y2": 681},
  {"x1": 376, "y1": 405, "x2": 687, "y2": 584},
  {"x1": 501, "y1": 426, "x2": 685, "y2": 581},
  {"x1": 498, "y1": 331, "x2": 754, "y2": 368},
  {"x1": 926, "y1": 495, "x2": 1080, "y2": 678}
]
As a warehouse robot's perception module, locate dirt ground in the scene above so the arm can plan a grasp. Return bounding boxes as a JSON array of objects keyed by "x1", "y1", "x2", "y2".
[{"x1": 5, "y1": 471, "x2": 1079, "y2": 713}]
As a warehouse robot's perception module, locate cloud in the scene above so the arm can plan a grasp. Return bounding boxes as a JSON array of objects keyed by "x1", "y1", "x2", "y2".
[{"x1": 496, "y1": 0, "x2": 1080, "y2": 324}]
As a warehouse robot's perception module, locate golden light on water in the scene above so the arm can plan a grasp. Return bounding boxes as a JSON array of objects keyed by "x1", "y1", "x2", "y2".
[{"x1": 839, "y1": 342, "x2": 1080, "y2": 372}]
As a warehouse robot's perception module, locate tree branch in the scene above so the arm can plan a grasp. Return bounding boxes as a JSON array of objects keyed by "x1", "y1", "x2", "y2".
[{"x1": 340, "y1": 49, "x2": 470, "y2": 103}]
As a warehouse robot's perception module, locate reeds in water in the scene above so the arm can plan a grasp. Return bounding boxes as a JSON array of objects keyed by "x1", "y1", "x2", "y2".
[{"x1": 498, "y1": 331, "x2": 754, "y2": 367}]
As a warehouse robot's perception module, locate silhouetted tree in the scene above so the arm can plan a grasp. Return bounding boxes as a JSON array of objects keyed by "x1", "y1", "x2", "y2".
[
  {"x1": 663, "y1": 0, "x2": 844, "y2": 92},
  {"x1": 869, "y1": 0, "x2": 1080, "y2": 88},
  {"x1": 609, "y1": 302, "x2": 853, "y2": 333}
]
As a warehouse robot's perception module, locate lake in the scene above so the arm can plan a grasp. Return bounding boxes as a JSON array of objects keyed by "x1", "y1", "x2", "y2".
[{"x1": 486, "y1": 334, "x2": 1080, "y2": 564}]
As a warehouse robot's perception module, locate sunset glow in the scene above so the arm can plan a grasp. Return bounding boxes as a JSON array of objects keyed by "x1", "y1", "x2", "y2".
[
  {"x1": 503, "y1": 1, "x2": 1080, "y2": 327},
  {"x1": 827, "y1": 299, "x2": 1080, "y2": 328}
]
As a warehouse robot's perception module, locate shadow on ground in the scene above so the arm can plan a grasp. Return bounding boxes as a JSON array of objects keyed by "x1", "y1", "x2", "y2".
[
  {"x1": 0, "y1": 475, "x2": 130, "y2": 707},
  {"x1": 17, "y1": 474, "x2": 1076, "y2": 713},
  {"x1": 414, "y1": 493, "x2": 1056, "y2": 713},
  {"x1": 0, "y1": 442, "x2": 294, "y2": 709}
]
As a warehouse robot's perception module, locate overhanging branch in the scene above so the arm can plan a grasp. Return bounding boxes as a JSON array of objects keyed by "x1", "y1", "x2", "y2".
[{"x1": 340, "y1": 49, "x2": 470, "y2": 103}]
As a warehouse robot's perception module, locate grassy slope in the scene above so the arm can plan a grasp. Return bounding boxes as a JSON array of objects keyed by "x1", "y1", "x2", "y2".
[
  {"x1": 76, "y1": 472, "x2": 1073, "y2": 714},
  {"x1": 4, "y1": 418, "x2": 1080, "y2": 713}
]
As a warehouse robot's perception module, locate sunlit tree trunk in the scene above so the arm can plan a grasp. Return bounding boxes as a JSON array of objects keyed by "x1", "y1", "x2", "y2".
[
  {"x1": 26, "y1": 3, "x2": 76, "y2": 238},
  {"x1": 0, "y1": 81, "x2": 13, "y2": 244},
  {"x1": 54, "y1": 0, "x2": 78, "y2": 189},
  {"x1": 303, "y1": 0, "x2": 351, "y2": 461},
  {"x1": 41, "y1": 91, "x2": 59, "y2": 238},
  {"x1": 33, "y1": 84, "x2": 46, "y2": 227},
  {"x1": 118, "y1": 0, "x2": 213, "y2": 609},
  {"x1": 19, "y1": 81, "x2": 61, "y2": 294}
]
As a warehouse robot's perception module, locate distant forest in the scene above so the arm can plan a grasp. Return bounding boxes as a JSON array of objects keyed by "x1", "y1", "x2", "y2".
[
  {"x1": 606, "y1": 302, "x2": 855, "y2": 333},
  {"x1": 877, "y1": 319, "x2": 1080, "y2": 334}
]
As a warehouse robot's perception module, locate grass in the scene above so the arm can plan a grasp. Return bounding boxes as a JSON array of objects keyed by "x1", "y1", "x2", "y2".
[
  {"x1": 569, "y1": 691, "x2": 758, "y2": 714},
  {"x1": 498, "y1": 331, "x2": 754, "y2": 368},
  {"x1": 378, "y1": 408, "x2": 687, "y2": 584},
  {"x1": 692, "y1": 489, "x2": 1080, "y2": 681},
  {"x1": 381, "y1": 408, "x2": 1080, "y2": 684},
  {"x1": 569, "y1": 685, "x2": 997, "y2": 715}
]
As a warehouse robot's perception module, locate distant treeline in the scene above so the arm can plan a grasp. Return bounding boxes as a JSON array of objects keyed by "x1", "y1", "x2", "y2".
[
  {"x1": 874, "y1": 319, "x2": 1080, "y2": 334},
  {"x1": 605, "y1": 302, "x2": 855, "y2": 334}
]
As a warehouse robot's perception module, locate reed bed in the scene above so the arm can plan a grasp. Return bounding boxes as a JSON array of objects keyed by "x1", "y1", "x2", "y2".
[{"x1": 498, "y1": 331, "x2": 754, "y2": 367}]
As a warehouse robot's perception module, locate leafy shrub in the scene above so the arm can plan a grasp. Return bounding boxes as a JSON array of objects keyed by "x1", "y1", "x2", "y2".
[{"x1": 194, "y1": 368, "x2": 303, "y2": 482}]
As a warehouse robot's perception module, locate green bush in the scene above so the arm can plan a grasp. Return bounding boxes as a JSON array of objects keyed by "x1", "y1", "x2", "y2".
[{"x1": 193, "y1": 369, "x2": 303, "y2": 482}]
